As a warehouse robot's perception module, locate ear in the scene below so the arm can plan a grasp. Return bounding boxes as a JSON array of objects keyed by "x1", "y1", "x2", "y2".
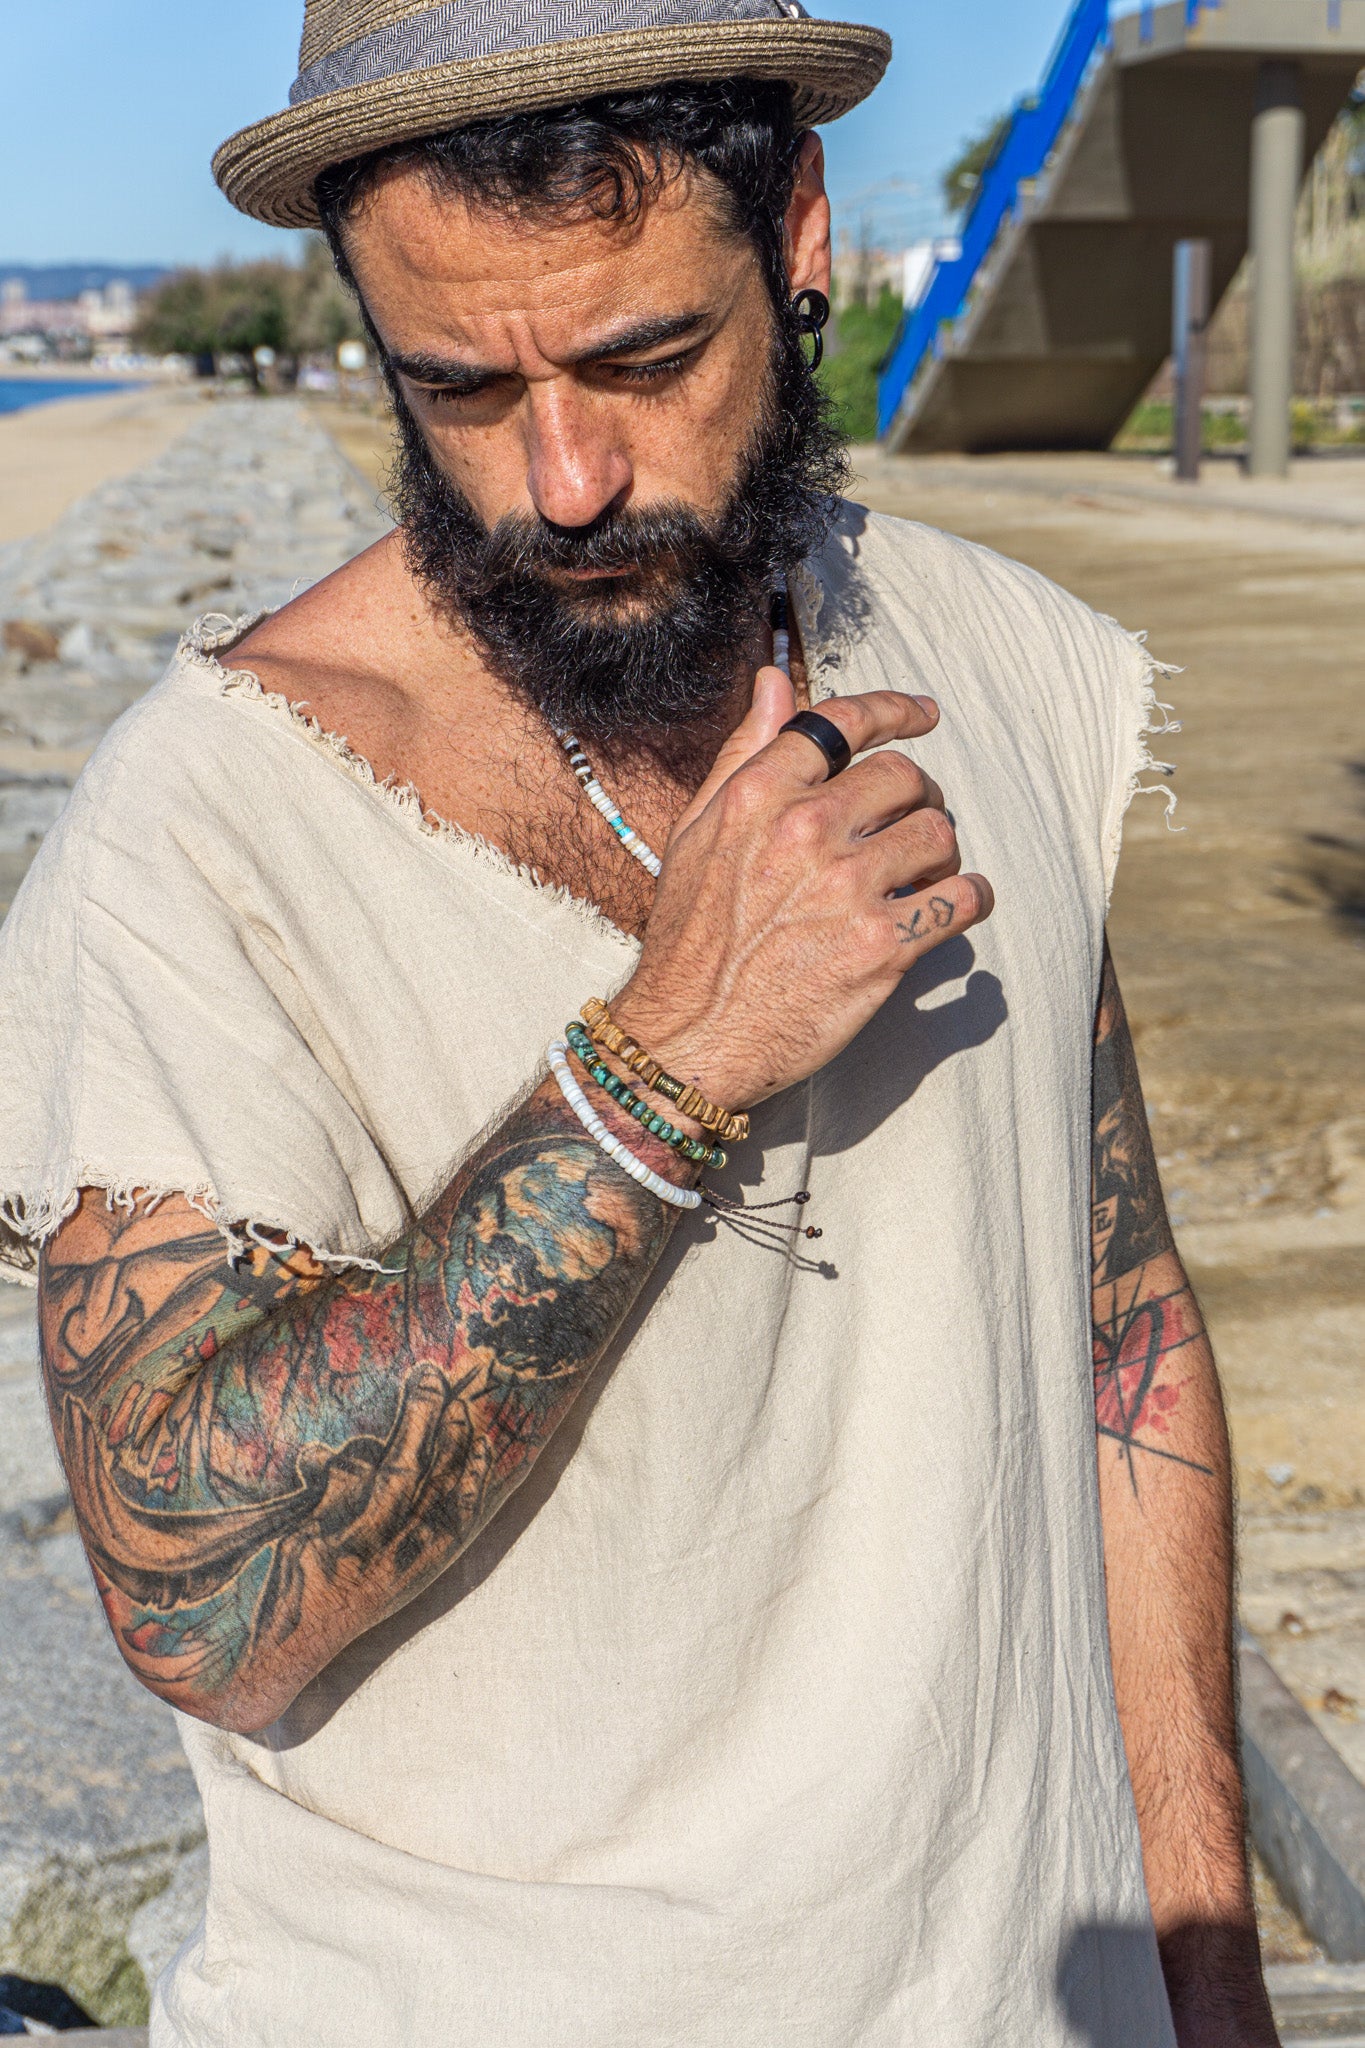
[{"x1": 784, "y1": 132, "x2": 832, "y2": 300}]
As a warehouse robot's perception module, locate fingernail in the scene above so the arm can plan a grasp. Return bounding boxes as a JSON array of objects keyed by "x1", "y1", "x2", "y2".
[{"x1": 913, "y1": 695, "x2": 938, "y2": 715}]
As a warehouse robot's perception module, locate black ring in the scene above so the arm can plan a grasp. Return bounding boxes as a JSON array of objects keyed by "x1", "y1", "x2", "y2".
[{"x1": 779, "y1": 709, "x2": 852, "y2": 780}]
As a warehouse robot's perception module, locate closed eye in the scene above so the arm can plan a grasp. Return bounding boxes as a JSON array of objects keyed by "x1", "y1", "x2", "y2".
[
  {"x1": 412, "y1": 341, "x2": 700, "y2": 404},
  {"x1": 424, "y1": 375, "x2": 500, "y2": 405},
  {"x1": 607, "y1": 350, "x2": 694, "y2": 386}
]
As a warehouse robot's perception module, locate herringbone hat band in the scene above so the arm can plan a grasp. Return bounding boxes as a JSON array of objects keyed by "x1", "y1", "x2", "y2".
[
  {"x1": 291, "y1": 0, "x2": 811, "y2": 101},
  {"x1": 213, "y1": 0, "x2": 890, "y2": 227}
]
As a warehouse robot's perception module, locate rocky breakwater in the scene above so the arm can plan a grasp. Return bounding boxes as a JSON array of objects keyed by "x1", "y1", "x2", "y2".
[{"x1": 0, "y1": 399, "x2": 391, "y2": 2026}]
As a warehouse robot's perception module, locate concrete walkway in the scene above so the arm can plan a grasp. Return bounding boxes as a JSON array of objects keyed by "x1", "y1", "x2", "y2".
[{"x1": 852, "y1": 443, "x2": 1365, "y2": 534}]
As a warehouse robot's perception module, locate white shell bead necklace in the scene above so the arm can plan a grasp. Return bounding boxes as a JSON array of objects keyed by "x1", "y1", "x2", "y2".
[{"x1": 553, "y1": 575, "x2": 790, "y2": 880}]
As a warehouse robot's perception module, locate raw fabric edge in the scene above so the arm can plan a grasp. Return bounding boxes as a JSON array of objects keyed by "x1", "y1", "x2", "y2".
[
  {"x1": 1100, "y1": 619, "x2": 1182, "y2": 910},
  {"x1": 181, "y1": 616, "x2": 636, "y2": 956},
  {"x1": 0, "y1": 1176, "x2": 393, "y2": 1289}
]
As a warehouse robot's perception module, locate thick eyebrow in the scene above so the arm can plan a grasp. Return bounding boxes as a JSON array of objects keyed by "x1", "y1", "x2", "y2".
[
  {"x1": 389, "y1": 312, "x2": 709, "y2": 390},
  {"x1": 577, "y1": 312, "x2": 707, "y2": 362}
]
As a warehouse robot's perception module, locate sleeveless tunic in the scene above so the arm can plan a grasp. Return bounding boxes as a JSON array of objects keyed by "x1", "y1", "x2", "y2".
[{"x1": 0, "y1": 505, "x2": 1177, "y2": 2046}]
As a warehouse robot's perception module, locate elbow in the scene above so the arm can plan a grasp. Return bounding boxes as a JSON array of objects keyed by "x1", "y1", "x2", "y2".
[
  {"x1": 132, "y1": 1663, "x2": 298, "y2": 1738},
  {"x1": 175, "y1": 1682, "x2": 281, "y2": 1739}
]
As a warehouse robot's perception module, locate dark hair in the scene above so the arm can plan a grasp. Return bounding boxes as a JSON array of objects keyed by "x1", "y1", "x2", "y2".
[{"x1": 314, "y1": 78, "x2": 804, "y2": 310}]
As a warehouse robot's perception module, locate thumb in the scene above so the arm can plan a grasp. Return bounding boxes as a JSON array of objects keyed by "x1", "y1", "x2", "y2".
[{"x1": 668, "y1": 666, "x2": 798, "y2": 843}]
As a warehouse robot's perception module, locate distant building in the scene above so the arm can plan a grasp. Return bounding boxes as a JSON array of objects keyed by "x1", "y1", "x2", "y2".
[
  {"x1": 833, "y1": 235, "x2": 964, "y2": 311},
  {"x1": 0, "y1": 279, "x2": 138, "y2": 344}
]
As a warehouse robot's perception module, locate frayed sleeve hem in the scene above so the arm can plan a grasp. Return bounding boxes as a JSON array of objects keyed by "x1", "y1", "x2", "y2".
[{"x1": 0, "y1": 1176, "x2": 395, "y2": 1282}]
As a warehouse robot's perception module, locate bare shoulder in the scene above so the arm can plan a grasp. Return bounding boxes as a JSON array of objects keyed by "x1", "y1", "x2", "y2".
[
  {"x1": 225, "y1": 527, "x2": 480, "y2": 766},
  {"x1": 232, "y1": 529, "x2": 412, "y2": 692}
]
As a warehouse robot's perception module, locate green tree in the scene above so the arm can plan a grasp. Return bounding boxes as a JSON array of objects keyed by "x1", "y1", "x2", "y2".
[
  {"x1": 817, "y1": 285, "x2": 905, "y2": 444},
  {"x1": 942, "y1": 112, "x2": 1010, "y2": 216},
  {"x1": 133, "y1": 243, "x2": 363, "y2": 377},
  {"x1": 289, "y1": 235, "x2": 367, "y2": 354}
]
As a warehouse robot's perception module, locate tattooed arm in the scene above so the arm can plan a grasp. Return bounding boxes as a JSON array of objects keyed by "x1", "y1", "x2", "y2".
[
  {"x1": 1092, "y1": 941, "x2": 1278, "y2": 2048},
  {"x1": 35, "y1": 680, "x2": 993, "y2": 1740},
  {"x1": 38, "y1": 1076, "x2": 681, "y2": 1735}
]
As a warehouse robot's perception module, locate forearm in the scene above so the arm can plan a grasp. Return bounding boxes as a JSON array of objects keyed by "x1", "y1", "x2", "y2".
[
  {"x1": 1091, "y1": 938, "x2": 1276, "y2": 2043},
  {"x1": 1096, "y1": 1254, "x2": 1262, "y2": 2010},
  {"x1": 41, "y1": 1073, "x2": 687, "y2": 1733}
]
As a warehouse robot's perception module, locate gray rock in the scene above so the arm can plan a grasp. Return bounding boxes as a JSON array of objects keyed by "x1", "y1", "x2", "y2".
[
  {"x1": 0, "y1": 1292, "x2": 62, "y2": 1515},
  {"x1": 126, "y1": 1841, "x2": 209, "y2": 1997},
  {"x1": 0, "y1": 781, "x2": 70, "y2": 857},
  {"x1": 0, "y1": 397, "x2": 391, "y2": 2019},
  {"x1": 0, "y1": 395, "x2": 390, "y2": 911},
  {"x1": 0, "y1": 1512, "x2": 204, "y2": 2026}
]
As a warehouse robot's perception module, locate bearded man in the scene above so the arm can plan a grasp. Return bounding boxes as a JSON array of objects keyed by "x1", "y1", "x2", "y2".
[{"x1": 0, "y1": 4, "x2": 1278, "y2": 2045}]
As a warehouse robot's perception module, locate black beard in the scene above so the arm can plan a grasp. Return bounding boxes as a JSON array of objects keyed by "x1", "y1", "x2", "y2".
[{"x1": 386, "y1": 308, "x2": 847, "y2": 744}]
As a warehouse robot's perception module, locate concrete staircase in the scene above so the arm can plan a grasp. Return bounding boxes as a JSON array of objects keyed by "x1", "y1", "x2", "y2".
[{"x1": 879, "y1": 0, "x2": 1365, "y2": 454}]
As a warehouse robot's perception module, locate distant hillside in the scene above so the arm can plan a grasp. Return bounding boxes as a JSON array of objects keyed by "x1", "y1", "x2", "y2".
[{"x1": 0, "y1": 264, "x2": 170, "y2": 301}]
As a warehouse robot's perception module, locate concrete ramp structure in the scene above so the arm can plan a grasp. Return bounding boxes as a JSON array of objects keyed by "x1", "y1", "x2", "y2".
[{"x1": 879, "y1": 0, "x2": 1365, "y2": 455}]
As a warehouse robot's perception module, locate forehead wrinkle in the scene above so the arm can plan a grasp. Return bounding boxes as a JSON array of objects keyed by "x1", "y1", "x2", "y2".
[
  {"x1": 385, "y1": 258, "x2": 752, "y2": 383},
  {"x1": 348, "y1": 161, "x2": 754, "y2": 364}
]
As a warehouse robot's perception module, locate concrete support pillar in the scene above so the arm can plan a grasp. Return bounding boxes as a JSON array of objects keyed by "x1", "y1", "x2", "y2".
[
  {"x1": 1172, "y1": 238, "x2": 1212, "y2": 483},
  {"x1": 1248, "y1": 60, "x2": 1304, "y2": 479}
]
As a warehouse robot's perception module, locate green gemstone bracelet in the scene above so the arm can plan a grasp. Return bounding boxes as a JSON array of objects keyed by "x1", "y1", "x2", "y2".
[{"x1": 565, "y1": 1022, "x2": 726, "y2": 1169}]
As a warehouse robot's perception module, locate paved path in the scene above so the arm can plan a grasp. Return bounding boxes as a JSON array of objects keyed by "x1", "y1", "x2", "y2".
[{"x1": 851, "y1": 443, "x2": 1365, "y2": 535}]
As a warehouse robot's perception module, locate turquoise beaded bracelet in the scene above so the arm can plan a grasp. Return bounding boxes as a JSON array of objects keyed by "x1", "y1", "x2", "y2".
[{"x1": 565, "y1": 1022, "x2": 726, "y2": 1169}]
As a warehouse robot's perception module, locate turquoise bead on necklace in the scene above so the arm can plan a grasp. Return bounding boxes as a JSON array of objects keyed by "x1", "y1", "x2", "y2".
[{"x1": 553, "y1": 576, "x2": 790, "y2": 880}]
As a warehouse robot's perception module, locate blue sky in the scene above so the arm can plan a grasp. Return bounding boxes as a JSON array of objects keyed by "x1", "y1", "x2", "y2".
[{"x1": 0, "y1": 0, "x2": 1105, "y2": 268}]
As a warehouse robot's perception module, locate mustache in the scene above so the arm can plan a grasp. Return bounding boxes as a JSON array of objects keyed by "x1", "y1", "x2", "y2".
[{"x1": 465, "y1": 502, "x2": 718, "y2": 589}]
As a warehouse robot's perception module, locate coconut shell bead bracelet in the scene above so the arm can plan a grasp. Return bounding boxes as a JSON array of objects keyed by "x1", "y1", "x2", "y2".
[
  {"x1": 579, "y1": 997, "x2": 750, "y2": 1145},
  {"x1": 564, "y1": 1023, "x2": 726, "y2": 1168}
]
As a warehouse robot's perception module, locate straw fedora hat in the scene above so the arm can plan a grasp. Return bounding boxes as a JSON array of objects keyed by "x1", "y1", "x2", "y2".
[{"x1": 214, "y1": 0, "x2": 892, "y2": 229}]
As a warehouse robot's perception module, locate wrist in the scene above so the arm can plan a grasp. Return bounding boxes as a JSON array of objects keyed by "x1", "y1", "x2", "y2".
[
  {"x1": 1158, "y1": 1917, "x2": 1278, "y2": 2046},
  {"x1": 564, "y1": 1045, "x2": 705, "y2": 1188},
  {"x1": 609, "y1": 985, "x2": 754, "y2": 1117}
]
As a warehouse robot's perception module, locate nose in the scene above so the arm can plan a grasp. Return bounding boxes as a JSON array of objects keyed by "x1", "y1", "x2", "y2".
[{"x1": 523, "y1": 382, "x2": 632, "y2": 531}]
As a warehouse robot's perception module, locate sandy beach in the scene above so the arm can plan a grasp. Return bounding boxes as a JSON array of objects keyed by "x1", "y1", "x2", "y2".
[{"x1": 0, "y1": 381, "x2": 204, "y2": 545}]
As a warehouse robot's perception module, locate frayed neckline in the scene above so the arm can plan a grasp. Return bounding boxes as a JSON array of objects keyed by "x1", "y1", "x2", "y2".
[{"x1": 180, "y1": 616, "x2": 637, "y2": 956}]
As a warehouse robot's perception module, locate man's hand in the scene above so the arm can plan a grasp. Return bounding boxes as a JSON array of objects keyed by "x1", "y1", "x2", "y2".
[{"x1": 615, "y1": 669, "x2": 994, "y2": 1109}]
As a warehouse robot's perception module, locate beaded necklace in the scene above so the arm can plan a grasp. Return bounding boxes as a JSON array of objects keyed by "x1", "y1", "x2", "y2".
[{"x1": 553, "y1": 577, "x2": 790, "y2": 880}]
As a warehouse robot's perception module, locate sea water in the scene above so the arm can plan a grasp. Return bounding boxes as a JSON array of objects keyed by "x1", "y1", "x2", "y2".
[{"x1": 0, "y1": 378, "x2": 140, "y2": 416}]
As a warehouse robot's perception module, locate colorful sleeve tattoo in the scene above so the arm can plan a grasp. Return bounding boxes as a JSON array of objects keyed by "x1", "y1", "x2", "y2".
[{"x1": 39, "y1": 1077, "x2": 681, "y2": 1730}]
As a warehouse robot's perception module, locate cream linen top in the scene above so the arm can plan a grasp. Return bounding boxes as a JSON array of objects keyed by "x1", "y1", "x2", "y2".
[{"x1": 0, "y1": 505, "x2": 1178, "y2": 2048}]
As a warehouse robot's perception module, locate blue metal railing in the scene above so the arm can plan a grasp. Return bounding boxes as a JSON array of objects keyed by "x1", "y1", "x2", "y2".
[{"x1": 875, "y1": 0, "x2": 1225, "y2": 439}]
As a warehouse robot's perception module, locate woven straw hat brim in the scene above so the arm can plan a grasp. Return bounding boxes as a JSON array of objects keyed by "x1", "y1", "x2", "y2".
[{"x1": 214, "y1": 18, "x2": 891, "y2": 228}]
